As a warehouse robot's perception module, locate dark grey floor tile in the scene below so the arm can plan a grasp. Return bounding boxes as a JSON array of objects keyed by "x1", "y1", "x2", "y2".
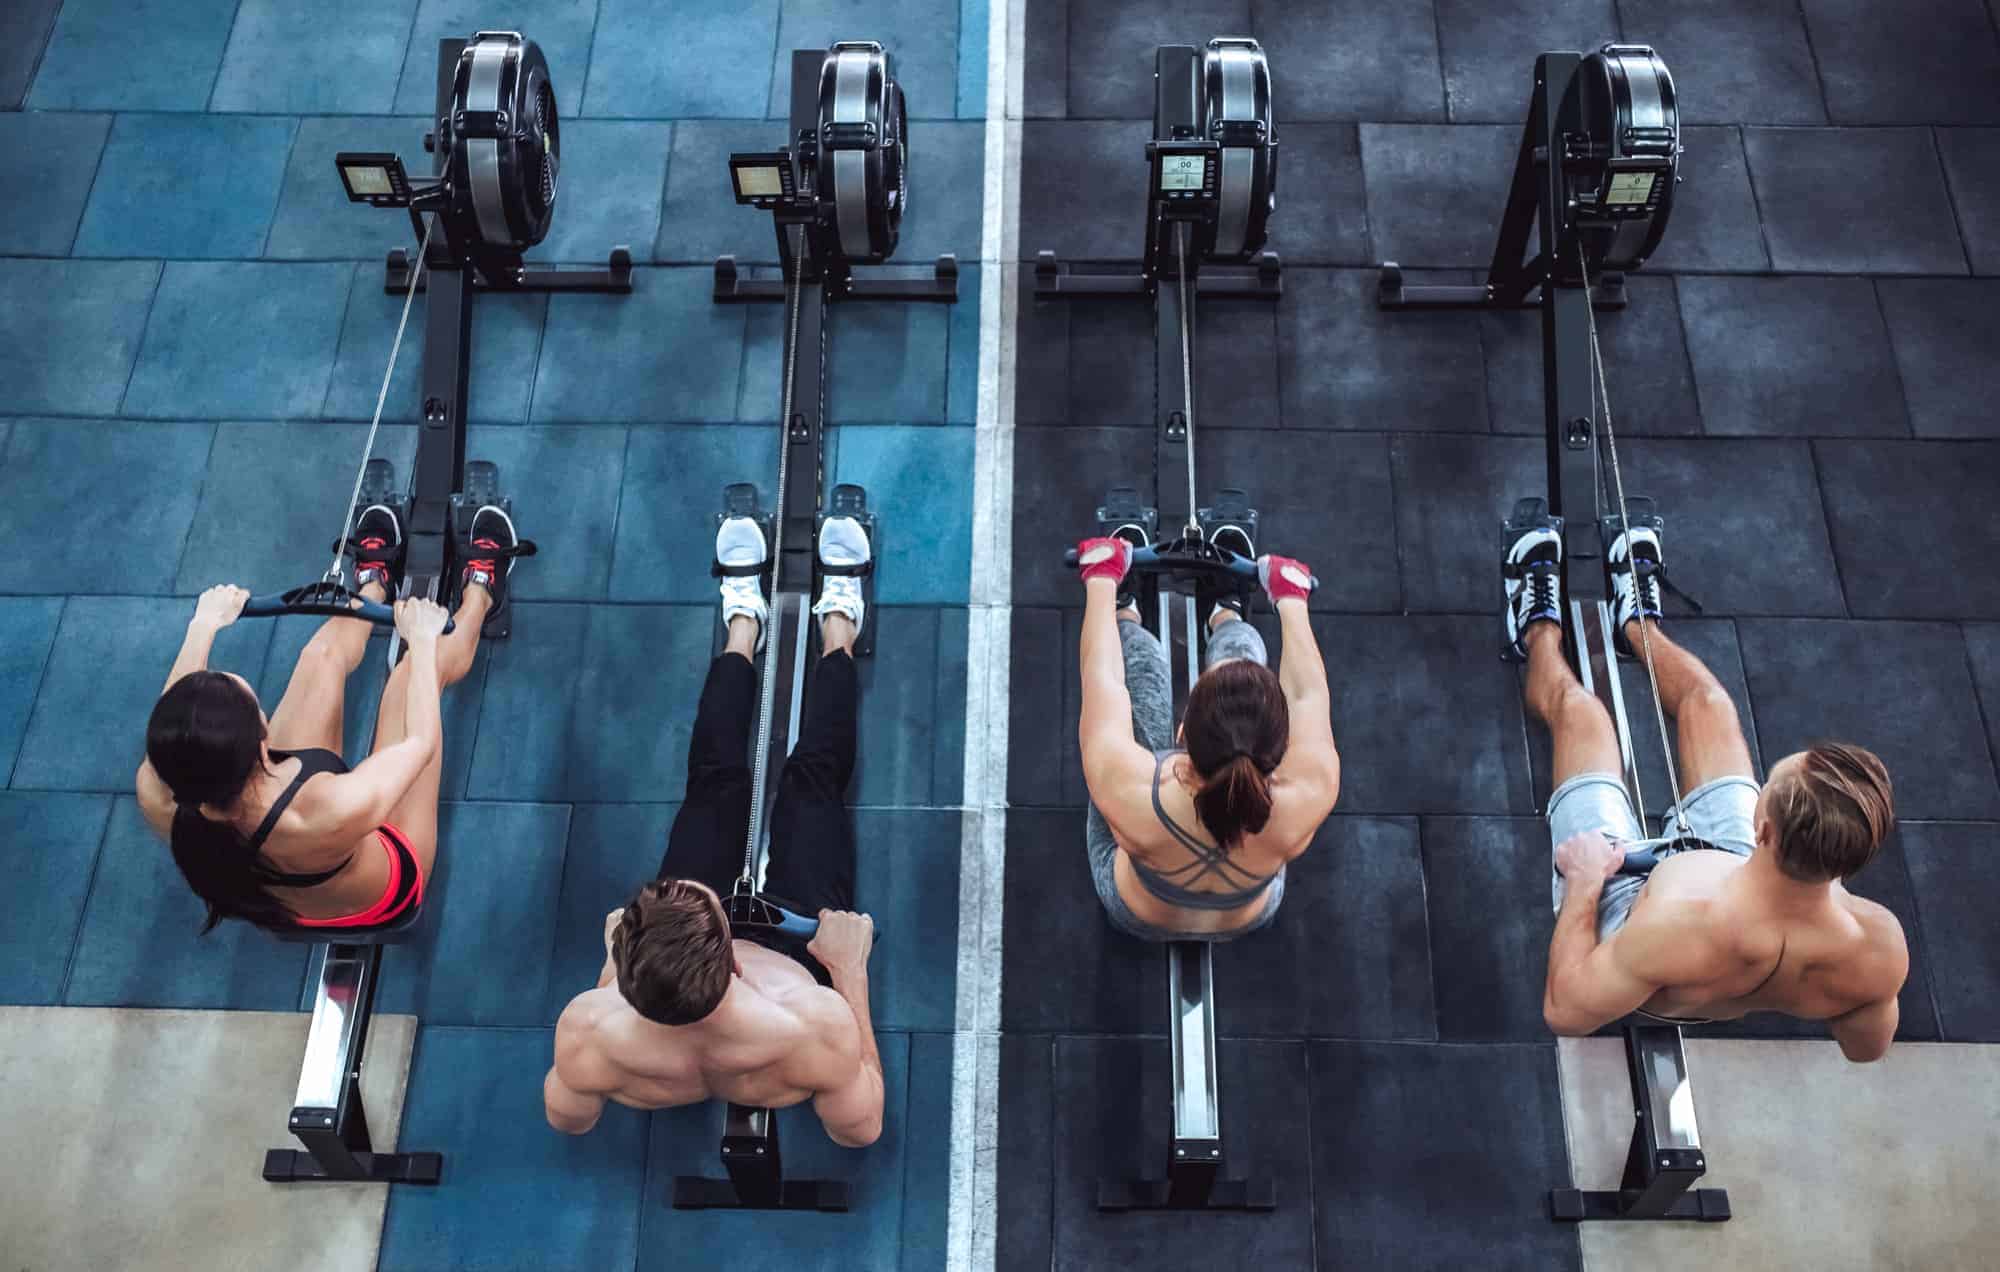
[
  {"x1": 1199, "y1": 430, "x2": 1401, "y2": 609},
  {"x1": 1390, "y1": 431, "x2": 1544, "y2": 614},
  {"x1": 1802, "y1": 0, "x2": 2000, "y2": 125},
  {"x1": 1212, "y1": 815, "x2": 1437, "y2": 1038},
  {"x1": 1938, "y1": 128, "x2": 2000, "y2": 275},
  {"x1": 1644, "y1": 126, "x2": 1771, "y2": 274},
  {"x1": 1066, "y1": 0, "x2": 1251, "y2": 120},
  {"x1": 1250, "y1": 0, "x2": 1446, "y2": 122},
  {"x1": 1052, "y1": 1037, "x2": 1317, "y2": 1269},
  {"x1": 1900, "y1": 821, "x2": 2000, "y2": 1041},
  {"x1": 1010, "y1": 427, "x2": 1156, "y2": 608},
  {"x1": 1436, "y1": 0, "x2": 1621, "y2": 122},
  {"x1": 1191, "y1": 296, "x2": 1281, "y2": 429},
  {"x1": 1617, "y1": 0, "x2": 1824, "y2": 123},
  {"x1": 1745, "y1": 128, "x2": 1970, "y2": 274},
  {"x1": 1815, "y1": 440, "x2": 2000, "y2": 621},
  {"x1": 1263, "y1": 123, "x2": 1371, "y2": 265},
  {"x1": 1001, "y1": 807, "x2": 1160, "y2": 1033},
  {"x1": 1308, "y1": 1040, "x2": 1581, "y2": 1271},
  {"x1": 1681, "y1": 275, "x2": 1908, "y2": 437},
  {"x1": 0, "y1": 0, "x2": 60, "y2": 109},
  {"x1": 1878, "y1": 279, "x2": 2000, "y2": 437},
  {"x1": 1485, "y1": 275, "x2": 1700, "y2": 437},
  {"x1": 1360, "y1": 124, "x2": 1518, "y2": 268},
  {"x1": 1283, "y1": 269, "x2": 1487, "y2": 432},
  {"x1": 995, "y1": 1033, "x2": 1056, "y2": 1271},
  {"x1": 1007, "y1": 606, "x2": 1087, "y2": 809},
  {"x1": 1315, "y1": 614, "x2": 1537, "y2": 815},
  {"x1": 1022, "y1": 0, "x2": 1067, "y2": 117},
  {"x1": 1737, "y1": 619, "x2": 2000, "y2": 820},
  {"x1": 1966, "y1": 624, "x2": 2000, "y2": 770},
  {"x1": 1420, "y1": 817, "x2": 1554, "y2": 1041},
  {"x1": 1014, "y1": 271, "x2": 1157, "y2": 427},
  {"x1": 1022, "y1": 119, "x2": 1155, "y2": 262}
]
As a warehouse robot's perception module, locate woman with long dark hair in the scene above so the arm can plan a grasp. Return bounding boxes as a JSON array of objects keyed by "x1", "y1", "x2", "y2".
[
  {"x1": 136, "y1": 505, "x2": 518, "y2": 931},
  {"x1": 1074, "y1": 534, "x2": 1341, "y2": 940}
]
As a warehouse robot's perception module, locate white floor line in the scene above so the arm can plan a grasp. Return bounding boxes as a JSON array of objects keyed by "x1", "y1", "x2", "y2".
[{"x1": 946, "y1": 0, "x2": 1022, "y2": 1268}]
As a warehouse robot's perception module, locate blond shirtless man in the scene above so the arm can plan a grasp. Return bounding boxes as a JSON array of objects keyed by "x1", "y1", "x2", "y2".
[
  {"x1": 543, "y1": 515, "x2": 883, "y2": 1145},
  {"x1": 1503, "y1": 513, "x2": 1907, "y2": 1060}
]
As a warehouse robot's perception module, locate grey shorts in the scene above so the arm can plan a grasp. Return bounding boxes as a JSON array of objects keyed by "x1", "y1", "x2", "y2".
[
  {"x1": 1548, "y1": 771, "x2": 1761, "y2": 943},
  {"x1": 1086, "y1": 616, "x2": 1286, "y2": 943}
]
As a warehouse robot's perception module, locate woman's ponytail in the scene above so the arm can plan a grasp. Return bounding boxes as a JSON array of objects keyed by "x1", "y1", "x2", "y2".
[
  {"x1": 1181, "y1": 659, "x2": 1290, "y2": 848},
  {"x1": 1192, "y1": 752, "x2": 1276, "y2": 844}
]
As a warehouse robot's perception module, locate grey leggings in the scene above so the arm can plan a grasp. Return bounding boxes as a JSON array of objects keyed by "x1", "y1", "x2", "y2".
[{"x1": 1085, "y1": 616, "x2": 1287, "y2": 942}]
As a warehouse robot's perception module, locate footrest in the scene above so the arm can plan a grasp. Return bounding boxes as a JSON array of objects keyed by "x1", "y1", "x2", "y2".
[
  {"x1": 670, "y1": 1175, "x2": 851, "y2": 1211},
  {"x1": 817, "y1": 483, "x2": 876, "y2": 658}
]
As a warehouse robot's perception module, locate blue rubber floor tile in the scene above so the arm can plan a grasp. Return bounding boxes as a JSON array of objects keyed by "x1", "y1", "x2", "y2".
[
  {"x1": 0, "y1": 259, "x2": 158, "y2": 416},
  {"x1": 0, "y1": 420, "x2": 211, "y2": 596},
  {"x1": 462, "y1": 425, "x2": 627, "y2": 602},
  {"x1": 900, "y1": 120, "x2": 986, "y2": 264},
  {"x1": 533, "y1": 268, "x2": 744, "y2": 423},
  {"x1": 853, "y1": 608, "x2": 967, "y2": 808},
  {"x1": 0, "y1": 0, "x2": 60, "y2": 109},
  {"x1": 324, "y1": 285, "x2": 546, "y2": 425},
  {"x1": 469, "y1": 603, "x2": 712, "y2": 802},
  {"x1": 27, "y1": 0, "x2": 237, "y2": 111},
  {"x1": 1020, "y1": 120, "x2": 1154, "y2": 263},
  {"x1": 1967, "y1": 624, "x2": 2000, "y2": 772},
  {"x1": 1938, "y1": 129, "x2": 2000, "y2": 275},
  {"x1": 655, "y1": 121, "x2": 785, "y2": 265},
  {"x1": 1309, "y1": 1041, "x2": 1581, "y2": 1271},
  {"x1": 1814, "y1": 439, "x2": 2000, "y2": 621},
  {"x1": 1802, "y1": 0, "x2": 2000, "y2": 125},
  {"x1": 1615, "y1": 0, "x2": 1825, "y2": 124},
  {"x1": 825, "y1": 303, "x2": 952, "y2": 424},
  {"x1": 1264, "y1": 123, "x2": 1372, "y2": 265},
  {"x1": 771, "y1": 0, "x2": 960, "y2": 121},
  {"x1": 374, "y1": 802, "x2": 571, "y2": 1026},
  {"x1": 379, "y1": 1026, "x2": 647, "y2": 1272},
  {"x1": 1421, "y1": 817, "x2": 1555, "y2": 1041},
  {"x1": 607, "y1": 425, "x2": 779, "y2": 603},
  {"x1": 124, "y1": 262, "x2": 355, "y2": 421},
  {"x1": 1065, "y1": 0, "x2": 1250, "y2": 119},
  {"x1": 1642, "y1": 125, "x2": 1771, "y2": 273},
  {"x1": 1485, "y1": 274, "x2": 1700, "y2": 437},
  {"x1": 1745, "y1": 128, "x2": 1970, "y2": 274},
  {"x1": 1900, "y1": 821, "x2": 2000, "y2": 1041},
  {"x1": 1680, "y1": 275, "x2": 1908, "y2": 437},
  {"x1": 1250, "y1": 0, "x2": 1446, "y2": 122},
  {"x1": 542, "y1": 802, "x2": 674, "y2": 1022},
  {"x1": 1282, "y1": 269, "x2": 1485, "y2": 430},
  {"x1": 947, "y1": 262, "x2": 981, "y2": 424},
  {"x1": 0, "y1": 792, "x2": 110, "y2": 1005},
  {"x1": 1359, "y1": 124, "x2": 1518, "y2": 268},
  {"x1": 1435, "y1": 0, "x2": 1620, "y2": 122},
  {"x1": 1878, "y1": 279, "x2": 2000, "y2": 437},
  {"x1": 174, "y1": 421, "x2": 419, "y2": 597},
  {"x1": 14, "y1": 596, "x2": 271, "y2": 793},
  {"x1": 0, "y1": 597, "x2": 63, "y2": 784},
  {"x1": 65, "y1": 796, "x2": 309, "y2": 1009},
  {"x1": 899, "y1": 1032, "x2": 956, "y2": 1269},
  {"x1": 74, "y1": 114, "x2": 296, "y2": 260},
  {"x1": 956, "y1": 0, "x2": 987, "y2": 117},
  {"x1": 851, "y1": 809, "x2": 959, "y2": 1031},
  {"x1": 265, "y1": 116, "x2": 429, "y2": 262},
  {"x1": 0, "y1": 112, "x2": 109, "y2": 255},
  {"x1": 1737, "y1": 619, "x2": 2000, "y2": 820},
  {"x1": 828, "y1": 426, "x2": 974, "y2": 604},
  {"x1": 642, "y1": 1033, "x2": 913, "y2": 1271},
  {"x1": 210, "y1": 0, "x2": 418, "y2": 114},
  {"x1": 393, "y1": 0, "x2": 599, "y2": 117},
  {"x1": 531, "y1": 121, "x2": 670, "y2": 266},
  {"x1": 583, "y1": 0, "x2": 780, "y2": 119}
]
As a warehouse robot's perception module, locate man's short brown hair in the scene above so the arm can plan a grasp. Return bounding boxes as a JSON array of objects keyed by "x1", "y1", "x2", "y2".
[
  {"x1": 1764, "y1": 743, "x2": 1895, "y2": 883},
  {"x1": 611, "y1": 879, "x2": 733, "y2": 1025}
]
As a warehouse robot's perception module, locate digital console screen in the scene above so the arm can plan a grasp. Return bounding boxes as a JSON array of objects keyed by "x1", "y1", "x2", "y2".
[
  {"x1": 736, "y1": 165, "x2": 785, "y2": 198},
  {"x1": 1160, "y1": 154, "x2": 1206, "y2": 191},
  {"x1": 1605, "y1": 171, "x2": 1656, "y2": 206},
  {"x1": 344, "y1": 166, "x2": 394, "y2": 197}
]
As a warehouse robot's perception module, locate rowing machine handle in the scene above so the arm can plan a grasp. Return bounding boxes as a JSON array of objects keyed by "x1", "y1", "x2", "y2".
[
  {"x1": 1618, "y1": 849, "x2": 1661, "y2": 875},
  {"x1": 1061, "y1": 543, "x2": 1320, "y2": 591},
  {"x1": 243, "y1": 586, "x2": 456, "y2": 634}
]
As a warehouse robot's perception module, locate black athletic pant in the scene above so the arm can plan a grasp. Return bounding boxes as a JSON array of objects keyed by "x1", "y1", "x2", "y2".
[{"x1": 658, "y1": 650, "x2": 858, "y2": 977}]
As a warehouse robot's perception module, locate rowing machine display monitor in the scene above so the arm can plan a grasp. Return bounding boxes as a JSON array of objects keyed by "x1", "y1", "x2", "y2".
[
  {"x1": 337, "y1": 153, "x2": 414, "y2": 206},
  {"x1": 1551, "y1": 1024, "x2": 1730, "y2": 1222}
]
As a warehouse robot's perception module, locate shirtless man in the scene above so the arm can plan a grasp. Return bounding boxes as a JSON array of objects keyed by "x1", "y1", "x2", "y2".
[
  {"x1": 1503, "y1": 513, "x2": 1908, "y2": 1061},
  {"x1": 543, "y1": 516, "x2": 883, "y2": 1146}
]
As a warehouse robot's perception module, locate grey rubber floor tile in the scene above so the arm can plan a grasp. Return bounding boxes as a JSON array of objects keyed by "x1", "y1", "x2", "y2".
[
  {"x1": 1744, "y1": 127, "x2": 1970, "y2": 274},
  {"x1": 1615, "y1": 0, "x2": 1825, "y2": 124},
  {"x1": 1877, "y1": 279, "x2": 2000, "y2": 438},
  {"x1": 1814, "y1": 439, "x2": 2000, "y2": 620},
  {"x1": 1801, "y1": 0, "x2": 2000, "y2": 125}
]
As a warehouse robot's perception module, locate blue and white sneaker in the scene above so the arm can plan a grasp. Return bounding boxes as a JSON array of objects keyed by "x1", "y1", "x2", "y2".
[
  {"x1": 716, "y1": 516, "x2": 770, "y2": 653},
  {"x1": 1503, "y1": 509, "x2": 1564, "y2": 661},
  {"x1": 1605, "y1": 514, "x2": 1665, "y2": 659},
  {"x1": 811, "y1": 516, "x2": 870, "y2": 636}
]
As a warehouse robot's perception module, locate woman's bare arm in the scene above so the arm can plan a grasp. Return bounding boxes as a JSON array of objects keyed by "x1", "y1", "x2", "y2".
[
  {"x1": 1270, "y1": 597, "x2": 1339, "y2": 808},
  {"x1": 1078, "y1": 578, "x2": 1159, "y2": 841}
]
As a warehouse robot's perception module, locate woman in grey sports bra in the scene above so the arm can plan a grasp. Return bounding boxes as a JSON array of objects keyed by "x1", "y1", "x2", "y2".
[{"x1": 1074, "y1": 539, "x2": 1342, "y2": 942}]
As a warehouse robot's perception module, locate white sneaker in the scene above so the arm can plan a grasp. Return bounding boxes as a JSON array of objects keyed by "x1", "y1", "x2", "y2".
[
  {"x1": 1606, "y1": 521, "x2": 1664, "y2": 658},
  {"x1": 716, "y1": 516, "x2": 769, "y2": 653},
  {"x1": 1503, "y1": 519, "x2": 1563, "y2": 661},
  {"x1": 811, "y1": 516, "x2": 870, "y2": 634}
]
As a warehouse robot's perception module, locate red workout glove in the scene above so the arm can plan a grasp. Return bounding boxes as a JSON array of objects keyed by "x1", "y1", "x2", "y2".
[
  {"x1": 1076, "y1": 537, "x2": 1133, "y2": 586},
  {"x1": 1257, "y1": 554, "x2": 1315, "y2": 604}
]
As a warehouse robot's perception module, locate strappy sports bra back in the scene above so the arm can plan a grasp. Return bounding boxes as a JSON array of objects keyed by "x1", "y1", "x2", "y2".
[
  {"x1": 248, "y1": 748, "x2": 355, "y2": 887},
  {"x1": 1127, "y1": 749, "x2": 1279, "y2": 911}
]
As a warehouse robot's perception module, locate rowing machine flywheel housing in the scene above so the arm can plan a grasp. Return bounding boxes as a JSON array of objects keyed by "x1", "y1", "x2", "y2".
[
  {"x1": 444, "y1": 30, "x2": 560, "y2": 254},
  {"x1": 1199, "y1": 36, "x2": 1277, "y2": 260},
  {"x1": 815, "y1": 40, "x2": 908, "y2": 264},
  {"x1": 1558, "y1": 43, "x2": 1679, "y2": 274}
]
